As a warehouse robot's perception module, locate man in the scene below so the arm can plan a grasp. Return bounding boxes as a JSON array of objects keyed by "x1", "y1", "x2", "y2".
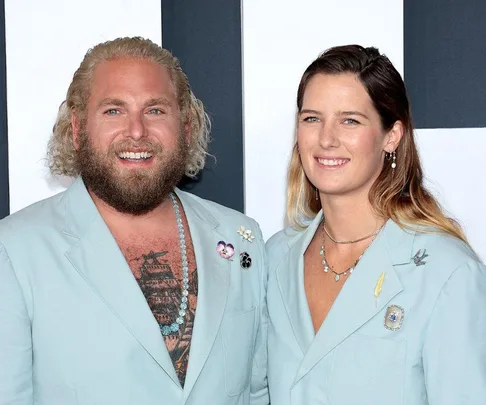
[{"x1": 0, "y1": 37, "x2": 268, "y2": 405}]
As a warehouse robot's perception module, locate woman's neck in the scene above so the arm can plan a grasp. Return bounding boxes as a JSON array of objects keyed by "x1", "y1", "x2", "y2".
[{"x1": 320, "y1": 193, "x2": 386, "y2": 243}]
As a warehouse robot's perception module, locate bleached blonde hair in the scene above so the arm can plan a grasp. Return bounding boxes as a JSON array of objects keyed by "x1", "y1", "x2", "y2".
[{"x1": 48, "y1": 36, "x2": 210, "y2": 178}]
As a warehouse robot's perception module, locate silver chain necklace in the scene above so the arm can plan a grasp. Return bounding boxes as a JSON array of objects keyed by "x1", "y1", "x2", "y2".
[{"x1": 159, "y1": 192, "x2": 190, "y2": 336}]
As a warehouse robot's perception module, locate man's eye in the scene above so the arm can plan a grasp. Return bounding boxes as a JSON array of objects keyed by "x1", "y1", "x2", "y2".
[
  {"x1": 148, "y1": 109, "x2": 163, "y2": 114},
  {"x1": 105, "y1": 109, "x2": 119, "y2": 115}
]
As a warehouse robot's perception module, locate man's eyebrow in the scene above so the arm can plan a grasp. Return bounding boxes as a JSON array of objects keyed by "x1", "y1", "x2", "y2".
[
  {"x1": 96, "y1": 97, "x2": 174, "y2": 109},
  {"x1": 97, "y1": 98, "x2": 126, "y2": 108},
  {"x1": 144, "y1": 97, "x2": 173, "y2": 108}
]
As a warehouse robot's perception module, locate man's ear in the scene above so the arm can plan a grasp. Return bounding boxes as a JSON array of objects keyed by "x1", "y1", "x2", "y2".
[
  {"x1": 71, "y1": 110, "x2": 81, "y2": 150},
  {"x1": 184, "y1": 116, "x2": 191, "y2": 147},
  {"x1": 384, "y1": 120, "x2": 404, "y2": 153}
]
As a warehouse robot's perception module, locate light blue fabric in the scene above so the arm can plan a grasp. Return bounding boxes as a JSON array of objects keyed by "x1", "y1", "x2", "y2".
[
  {"x1": 266, "y1": 212, "x2": 486, "y2": 405},
  {"x1": 0, "y1": 178, "x2": 269, "y2": 405}
]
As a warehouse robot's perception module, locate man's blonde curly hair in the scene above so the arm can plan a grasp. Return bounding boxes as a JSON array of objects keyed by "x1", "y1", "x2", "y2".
[{"x1": 47, "y1": 36, "x2": 210, "y2": 178}]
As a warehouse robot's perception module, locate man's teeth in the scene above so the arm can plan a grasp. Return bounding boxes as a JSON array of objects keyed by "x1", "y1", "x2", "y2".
[
  {"x1": 118, "y1": 151, "x2": 153, "y2": 160},
  {"x1": 318, "y1": 158, "x2": 348, "y2": 166}
]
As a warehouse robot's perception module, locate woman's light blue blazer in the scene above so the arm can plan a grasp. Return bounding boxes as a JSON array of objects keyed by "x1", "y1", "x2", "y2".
[{"x1": 266, "y1": 212, "x2": 486, "y2": 405}]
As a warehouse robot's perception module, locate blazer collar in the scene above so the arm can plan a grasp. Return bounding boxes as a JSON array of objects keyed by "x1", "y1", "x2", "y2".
[
  {"x1": 276, "y1": 213, "x2": 323, "y2": 354},
  {"x1": 63, "y1": 179, "x2": 231, "y2": 396},
  {"x1": 276, "y1": 213, "x2": 416, "y2": 386},
  {"x1": 174, "y1": 189, "x2": 231, "y2": 399},
  {"x1": 62, "y1": 177, "x2": 99, "y2": 239},
  {"x1": 62, "y1": 178, "x2": 221, "y2": 239}
]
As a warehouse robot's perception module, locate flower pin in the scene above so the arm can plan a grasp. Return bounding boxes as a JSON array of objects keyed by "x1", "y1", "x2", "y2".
[
  {"x1": 240, "y1": 252, "x2": 252, "y2": 269},
  {"x1": 237, "y1": 226, "x2": 255, "y2": 242},
  {"x1": 412, "y1": 249, "x2": 428, "y2": 266},
  {"x1": 216, "y1": 241, "x2": 235, "y2": 260}
]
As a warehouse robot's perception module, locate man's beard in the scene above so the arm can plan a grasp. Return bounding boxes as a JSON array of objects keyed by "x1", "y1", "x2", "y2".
[{"x1": 76, "y1": 131, "x2": 188, "y2": 215}]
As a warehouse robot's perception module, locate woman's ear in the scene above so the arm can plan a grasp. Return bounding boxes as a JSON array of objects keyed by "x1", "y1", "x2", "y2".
[{"x1": 384, "y1": 120, "x2": 404, "y2": 153}]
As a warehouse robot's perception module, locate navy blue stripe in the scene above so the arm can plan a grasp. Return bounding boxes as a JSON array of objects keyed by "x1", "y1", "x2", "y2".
[
  {"x1": 161, "y1": 0, "x2": 244, "y2": 213},
  {"x1": 0, "y1": 0, "x2": 8, "y2": 219},
  {"x1": 405, "y1": 0, "x2": 486, "y2": 128}
]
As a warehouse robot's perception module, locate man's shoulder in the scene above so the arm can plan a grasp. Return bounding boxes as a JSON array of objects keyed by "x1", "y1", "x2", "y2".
[
  {"x1": 0, "y1": 191, "x2": 66, "y2": 238},
  {"x1": 178, "y1": 189, "x2": 259, "y2": 228}
]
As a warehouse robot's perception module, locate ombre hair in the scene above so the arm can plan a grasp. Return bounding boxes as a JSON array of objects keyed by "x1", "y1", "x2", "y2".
[
  {"x1": 287, "y1": 45, "x2": 467, "y2": 244},
  {"x1": 48, "y1": 36, "x2": 210, "y2": 178}
]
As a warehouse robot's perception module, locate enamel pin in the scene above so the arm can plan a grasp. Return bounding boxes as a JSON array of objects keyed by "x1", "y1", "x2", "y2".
[
  {"x1": 374, "y1": 272, "x2": 386, "y2": 307},
  {"x1": 413, "y1": 249, "x2": 428, "y2": 266},
  {"x1": 237, "y1": 226, "x2": 255, "y2": 242},
  {"x1": 216, "y1": 241, "x2": 235, "y2": 260},
  {"x1": 240, "y1": 252, "x2": 252, "y2": 269},
  {"x1": 384, "y1": 305, "x2": 405, "y2": 331}
]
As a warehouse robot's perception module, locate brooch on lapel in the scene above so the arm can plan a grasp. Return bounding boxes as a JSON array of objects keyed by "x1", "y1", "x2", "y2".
[
  {"x1": 412, "y1": 249, "x2": 428, "y2": 266},
  {"x1": 216, "y1": 241, "x2": 235, "y2": 260},
  {"x1": 384, "y1": 305, "x2": 405, "y2": 331},
  {"x1": 374, "y1": 272, "x2": 386, "y2": 307},
  {"x1": 240, "y1": 252, "x2": 252, "y2": 269},
  {"x1": 237, "y1": 226, "x2": 255, "y2": 242}
]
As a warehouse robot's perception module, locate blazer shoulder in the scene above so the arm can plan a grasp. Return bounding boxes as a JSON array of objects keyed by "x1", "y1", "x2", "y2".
[
  {"x1": 178, "y1": 189, "x2": 262, "y2": 236},
  {"x1": 0, "y1": 191, "x2": 66, "y2": 241},
  {"x1": 411, "y1": 229, "x2": 482, "y2": 281},
  {"x1": 266, "y1": 226, "x2": 302, "y2": 259}
]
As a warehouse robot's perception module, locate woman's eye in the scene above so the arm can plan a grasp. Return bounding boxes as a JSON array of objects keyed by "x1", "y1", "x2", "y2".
[
  {"x1": 343, "y1": 118, "x2": 360, "y2": 125},
  {"x1": 303, "y1": 116, "x2": 319, "y2": 123}
]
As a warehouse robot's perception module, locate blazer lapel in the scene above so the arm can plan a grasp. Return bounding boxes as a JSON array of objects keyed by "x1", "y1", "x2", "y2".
[
  {"x1": 276, "y1": 214, "x2": 323, "y2": 354},
  {"x1": 294, "y1": 219, "x2": 415, "y2": 385},
  {"x1": 174, "y1": 190, "x2": 231, "y2": 398},
  {"x1": 63, "y1": 179, "x2": 181, "y2": 388}
]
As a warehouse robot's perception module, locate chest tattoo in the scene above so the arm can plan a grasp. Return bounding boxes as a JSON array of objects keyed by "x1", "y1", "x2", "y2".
[{"x1": 128, "y1": 246, "x2": 197, "y2": 387}]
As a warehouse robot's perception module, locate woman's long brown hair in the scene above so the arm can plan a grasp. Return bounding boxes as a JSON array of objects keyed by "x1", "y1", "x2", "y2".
[{"x1": 287, "y1": 45, "x2": 468, "y2": 244}]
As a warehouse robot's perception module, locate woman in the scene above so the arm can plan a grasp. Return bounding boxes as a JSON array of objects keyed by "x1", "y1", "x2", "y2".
[{"x1": 266, "y1": 45, "x2": 486, "y2": 405}]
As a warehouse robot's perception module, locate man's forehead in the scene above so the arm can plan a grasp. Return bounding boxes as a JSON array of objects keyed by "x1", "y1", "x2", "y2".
[
  {"x1": 87, "y1": 57, "x2": 177, "y2": 101},
  {"x1": 91, "y1": 57, "x2": 170, "y2": 81}
]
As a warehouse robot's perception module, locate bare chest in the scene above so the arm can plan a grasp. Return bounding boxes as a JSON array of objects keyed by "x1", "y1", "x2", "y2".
[
  {"x1": 304, "y1": 245, "x2": 344, "y2": 333},
  {"x1": 116, "y1": 233, "x2": 198, "y2": 322},
  {"x1": 304, "y1": 236, "x2": 370, "y2": 333},
  {"x1": 114, "y1": 227, "x2": 198, "y2": 386}
]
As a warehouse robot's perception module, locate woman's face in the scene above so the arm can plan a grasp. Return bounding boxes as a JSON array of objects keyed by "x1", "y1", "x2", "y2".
[{"x1": 297, "y1": 73, "x2": 399, "y2": 200}]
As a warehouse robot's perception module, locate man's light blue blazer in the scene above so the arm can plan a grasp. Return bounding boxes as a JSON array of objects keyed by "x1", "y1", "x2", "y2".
[
  {"x1": 0, "y1": 178, "x2": 268, "y2": 405},
  {"x1": 266, "y1": 212, "x2": 486, "y2": 405}
]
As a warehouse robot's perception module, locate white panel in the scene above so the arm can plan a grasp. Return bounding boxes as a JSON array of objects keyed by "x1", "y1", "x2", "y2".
[
  {"x1": 242, "y1": 0, "x2": 404, "y2": 239},
  {"x1": 6, "y1": 0, "x2": 162, "y2": 213},
  {"x1": 416, "y1": 128, "x2": 486, "y2": 261}
]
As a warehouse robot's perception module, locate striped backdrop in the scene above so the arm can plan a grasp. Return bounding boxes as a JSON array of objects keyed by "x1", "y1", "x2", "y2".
[{"x1": 1, "y1": 0, "x2": 485, "y2": 260}]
